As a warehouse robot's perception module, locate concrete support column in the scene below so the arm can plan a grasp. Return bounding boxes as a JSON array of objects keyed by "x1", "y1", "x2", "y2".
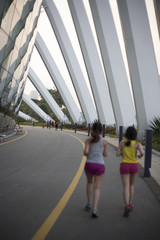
[
  {"x1": 43, "y1": 0, "x2": 98, "y2": 124},
  {"x1": 28, "y1": 68, "x2": 68, "y2": 122},
  {"x1": 35, "y1": 32, "x2": 81, "y2": 123},
  {"x1": 22, "y1": 94, "x2": 53, "y2": 122},
  {"x1": 89, "y1": 0, "x2": 136, "y2": 128},
  {"x1": 68, "y1": 0, "x2": 115, "y2": 125},
  {"x1": 18, "y1": 111, "x2": 37, "y2": 122},
  {"x1": 154, "y1": 0, "x2": 160, "y2": 37},
  {"x1": 117, "y1": 0, "x2": 160, "y2": 137}
]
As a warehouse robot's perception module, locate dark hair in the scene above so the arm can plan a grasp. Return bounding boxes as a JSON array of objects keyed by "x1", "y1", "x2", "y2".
[
  {"x1": 125, "y1": 126, "x2": 137, "y2": 146},
  {"x1": 91, "y1": 120, "x2": 102, "y2": 143}
]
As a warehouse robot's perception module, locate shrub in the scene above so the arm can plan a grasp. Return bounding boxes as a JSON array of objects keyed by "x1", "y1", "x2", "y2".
[
  {"x1": 149, "y1": 116, "x2": 160, "y2": 135},
  {"x1": 149, "y1": 116, "x2": 160, "y2": 144},
  {"x1": 105, "y1": 126, "x2": 116, "y2": 135}
]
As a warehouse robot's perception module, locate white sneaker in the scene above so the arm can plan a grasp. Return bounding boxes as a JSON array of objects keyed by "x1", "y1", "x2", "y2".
[
  {"x1": 85, "y1": 203, "x2": 92, "y2": 211},
  {"x1": 92, "y1": 209, "x2": 98, "y2": 218}
]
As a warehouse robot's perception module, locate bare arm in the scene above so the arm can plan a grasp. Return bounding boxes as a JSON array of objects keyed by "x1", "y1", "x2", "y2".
[
  {"x1": 137, "y1": 142, "x2": 144, "y2": 158},
  {"x1": 116, "y1": 141, "x2": 123, "y2": 157},
  {"x1": 84, "y1": 138, "x2": 90, "y2": 156},
  {"x1": 102, "y1": 139, "x2": 108, "y2": 157}
]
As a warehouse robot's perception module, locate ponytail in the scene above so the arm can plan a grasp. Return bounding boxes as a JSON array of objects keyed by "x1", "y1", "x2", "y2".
[
  {"x1": 125, "y1": 126, "x2": 137, "y2": 147},
  {"x1": 91, "y1": 120, "x2": 102, "y2": 143},
  {"x1": 91, "y1": 131, "x2": 100, "y2": 143},
  {"x1": 125, "y1": 140, "x2": 131, "y2": 146}
]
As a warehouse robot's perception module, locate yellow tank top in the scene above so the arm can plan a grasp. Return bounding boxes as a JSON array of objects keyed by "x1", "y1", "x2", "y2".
[{"x1": 122, "y1": 140, "x2": 138, "y2": 163}]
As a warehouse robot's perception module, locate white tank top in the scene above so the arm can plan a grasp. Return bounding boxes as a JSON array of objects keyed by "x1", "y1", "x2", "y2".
[{"x1": 86, "y1": 137, "x2": 105, "y2": 165}]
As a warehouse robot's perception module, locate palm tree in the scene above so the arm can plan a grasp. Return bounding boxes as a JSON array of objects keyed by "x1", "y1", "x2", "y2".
[{"x1": 149, "y1": 116, "x2": 160, "y2": 144}]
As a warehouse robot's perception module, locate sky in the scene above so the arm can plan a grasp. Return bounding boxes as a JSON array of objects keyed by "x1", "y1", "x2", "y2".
[{"x1": 24, "y1": 0, "x2": 160, "y2": 111}]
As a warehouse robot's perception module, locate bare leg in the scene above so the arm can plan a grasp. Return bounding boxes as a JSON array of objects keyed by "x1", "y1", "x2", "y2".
[
  {"x1": 121, "y1": 174, "x2": 130, "y2": 206},
  {"x1": 129, "y1": 173, "x2": 137, "y2": 205},
  {"x1": 86, "y1": 174, "x2": 93, "y2": 204},
  {"x1": 93, "y1": 174, "x2": 104, "y2": 209}
]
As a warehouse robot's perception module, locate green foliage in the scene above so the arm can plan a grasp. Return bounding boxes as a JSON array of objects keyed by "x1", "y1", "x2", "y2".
[
  {"x1": 19, "y1": 121, "x2": 44, "y2": 127},
  {"x1": 63, "y1": 124, "x2": 117, "y2": 135},
  {"x1": 152, "y1": 136, "x2": 160, "y2": 151},
  {"x1": 138, "y1": 117, "x2": 160, "y2": 152},
  {"x1": 19, "y1": 101, "x2": 43, "y2": 122},
  {"x1": 48, "y1": 89, "x2": 72, "y2": 122},
  {"x1": 63, "y1": 123, "x2": 87, "y2": 131},
  {"x1": 149, "y1": 116, "x2": 160, "y2": 146},
  {"x1": 139, "y1": 135, "x2": 160, "y2": 152},
  {"x1": 149, "y1": 116, "x2": 160, "y2": 136},
  {"x1": 19, "y1": 89, "x2": 72, "y2": 123},
  {"x1": 48, "y1": 89, "x2": 64, "y2": 108},
  {"x1": 39, "y1": 102, "x2": 50, "y2": 114},
  {"x1": 105, "y1": 126, "x2": 116, "y2": 135}
]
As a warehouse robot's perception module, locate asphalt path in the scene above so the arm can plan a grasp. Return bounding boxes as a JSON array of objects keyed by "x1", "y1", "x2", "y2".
[{"x1": 0, "y1": 126, "x2": 160, "y2": 240}]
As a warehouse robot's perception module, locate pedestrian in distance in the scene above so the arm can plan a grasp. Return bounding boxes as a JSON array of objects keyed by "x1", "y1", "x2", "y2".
[
  {"x1": 55, "y1": 121, "x2": 58, "y2": 130},
  {"x1": 116, "y1": 126, "x2": 144, "y2": 217},
  {"x1": 84, "y1": 120, "x2": 108, "y2": 217}
]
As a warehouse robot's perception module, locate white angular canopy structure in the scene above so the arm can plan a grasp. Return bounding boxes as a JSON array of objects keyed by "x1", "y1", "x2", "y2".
[
  {"x1": 68, "y1": 0, "x2": 115, "y2": 125},
  {"x1": 18, "y1": 111, "x2": 37, "y2": 122},
  {"x1": 43, "y1": 0, "x2": 98, "y2": 124},
  {"x1": 89, "y1": 0, "x2": 136, "y2": 127},
  {"x1": 28, "y1": 68, "x2": 68, "y2": 122},
  {"x1": 117, "y1": 0, "x2": 160, "y2": 136},
  {"x1": 5, "y1": 0, "x2": 158, "y2": 136},
  {"x1": 35, "y1": 32, "x2": 81, "y2": 123},
  {"x1": 22, "y1": 94, "x2": 53, "y2": 122}
]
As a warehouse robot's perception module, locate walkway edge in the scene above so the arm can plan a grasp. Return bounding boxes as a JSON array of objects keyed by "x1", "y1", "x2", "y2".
[{"x1": 32, "y1": 133, "x2": 86, "y2": 240}]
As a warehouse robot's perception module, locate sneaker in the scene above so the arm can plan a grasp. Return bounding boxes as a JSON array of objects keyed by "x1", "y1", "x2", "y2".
[
  {"x1": 85, "y1": 203, "x2": 92, "y2": 211},
  {"x1": 123, "y1": 206, "x2": 130, "y2": 217},
  {"x1": 128, "y1": 204, "x2": 133, "y2": 211},
  {"x1": 92, "y1": 209, "x2": 98, "y2": 218}
]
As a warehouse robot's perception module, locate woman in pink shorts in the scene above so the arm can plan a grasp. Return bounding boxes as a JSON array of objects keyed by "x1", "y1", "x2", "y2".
[
  {"x1": 116, "y1": 126, "x2": 144, "y2": 217},
  {"x1": 84, "y1": 120, "x2": 108, "y2": 217}
]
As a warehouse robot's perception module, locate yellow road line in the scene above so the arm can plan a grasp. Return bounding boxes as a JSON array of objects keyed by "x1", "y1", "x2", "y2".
[
  {"x1": 0, "y1": 130, "x2": 28, "y2": 146},
  {"x1": 32, "y1": 133, "x2": 86, "y2": 240}
]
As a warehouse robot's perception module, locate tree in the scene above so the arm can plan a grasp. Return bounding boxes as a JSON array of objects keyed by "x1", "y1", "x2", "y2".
[
  {"x1": 48, "y1": 89, "x2": 72, "y2": 122},
  {"x1": 19, "y1": 101, "x2": 43, "y2": 122},
  {"x1": 19, "y1": 89, "x2": 73, "y2": 122},
  {"x1": 149, "y1": 116, "x2": 160, "y2": 144}
]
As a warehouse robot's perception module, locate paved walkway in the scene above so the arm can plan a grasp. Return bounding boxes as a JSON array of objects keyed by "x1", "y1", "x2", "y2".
[
  {"x1": 105, "y1": 135, "x2": 160, "y2": 204},
  {"x1": 0, "y1": 126, "x2": 160, "y2": 240},
  {"x1": 73, "y1": 130, "x2": 160, "y2": 204},
  {"x1": 2, "y1": 127, "x2": 160, "y2": 186},
  {"x1": 105, "y1": 135, "x2": 160, "y2": 185}
]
